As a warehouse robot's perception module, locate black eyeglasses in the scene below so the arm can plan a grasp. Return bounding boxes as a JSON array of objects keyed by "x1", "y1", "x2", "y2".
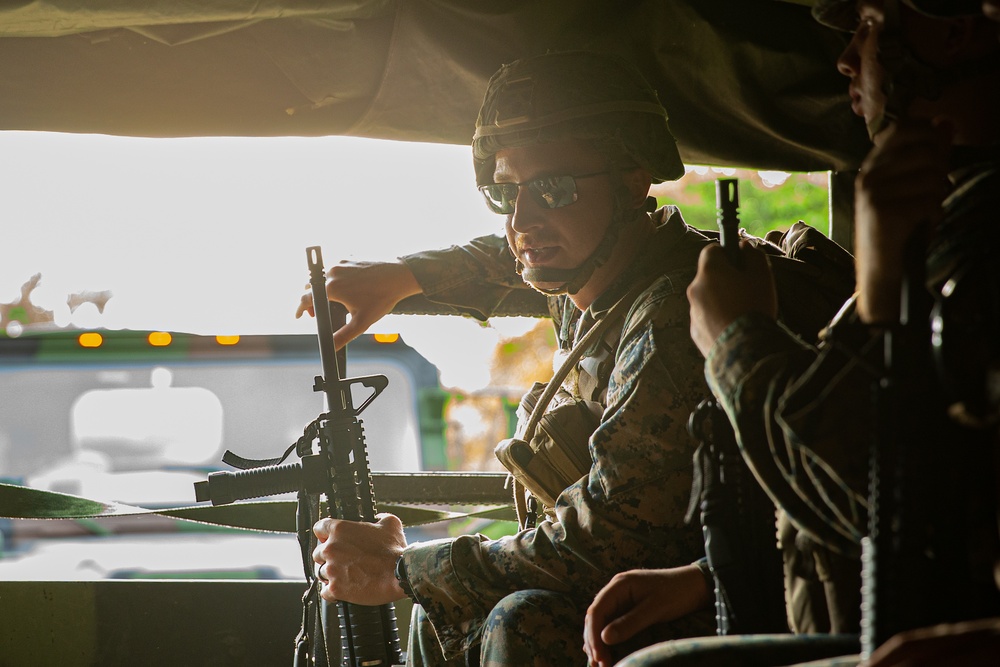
[{"x1": 478, "y1": 171, "x2": 610, "y2": 215}]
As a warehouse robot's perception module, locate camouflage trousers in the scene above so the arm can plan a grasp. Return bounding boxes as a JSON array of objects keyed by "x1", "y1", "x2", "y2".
[
  {"x1": 406, "y1": 589, "x2": 716, "y2": 667},
  {"x1": 617, "y1": 633, "x2": 859, "y2": 667},
  {"x1": 406, "y1": 590, "x2": 587, "y2": 667}
]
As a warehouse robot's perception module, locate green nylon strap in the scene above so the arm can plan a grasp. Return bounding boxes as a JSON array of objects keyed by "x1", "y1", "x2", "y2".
[{"x1": 0, "y1": 482, "x2": 517, "y2": 532}]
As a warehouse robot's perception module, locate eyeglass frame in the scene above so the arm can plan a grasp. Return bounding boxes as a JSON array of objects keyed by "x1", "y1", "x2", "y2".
[{"x1": 477, "y1": 170, "x2": 611, "y2": 215}]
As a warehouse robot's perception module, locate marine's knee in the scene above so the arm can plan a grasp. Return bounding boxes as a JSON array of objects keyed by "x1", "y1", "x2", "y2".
[
  {"x1": 484, "y1": 589, "x2": 579, "y2": 634},
  {"x1": 480, "y1": 590, "x2": 585, "y2": 666}
]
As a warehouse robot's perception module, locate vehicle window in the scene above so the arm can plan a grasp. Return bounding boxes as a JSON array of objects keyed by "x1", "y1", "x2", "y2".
[
  {"x1": 1, "y1": 132, "x2": 832, "y2": 580},
  {"x1": 71, "y1": 368, "x2": 224, "y2": 469}
]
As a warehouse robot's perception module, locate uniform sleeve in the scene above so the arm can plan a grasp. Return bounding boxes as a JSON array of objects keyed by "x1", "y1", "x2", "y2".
[
  {"x1": 394, "y1": 234, "x2": 549, "y2": 319},
  {"x1": 401, "y1": 288, "x2": 708, "y2": 658},
  {"x1": 705, "y1": 306, "x2": 880, "y2": 557}
]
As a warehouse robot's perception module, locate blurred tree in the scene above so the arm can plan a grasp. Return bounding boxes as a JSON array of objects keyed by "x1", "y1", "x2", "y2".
[
  {"x1": 1, "y1": 274, "x2": 53, "y2": 334},
  {"x1": 652, "y1": 168, "x2": 829, "y2": 238},
  {"x1": 443, "y1": 320, "x2": 556, "y2": 472}
]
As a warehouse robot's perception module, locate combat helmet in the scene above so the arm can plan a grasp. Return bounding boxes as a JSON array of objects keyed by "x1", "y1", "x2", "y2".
[
  {"x1": 472, "y1": 50, "x2": 684, "y2": 294},
  {"x1": 813, "y1": 0, "x2": 984, "y2": 31},
  {"x1": 813, "y1": 0, "x2": 998, "y2": 136}
]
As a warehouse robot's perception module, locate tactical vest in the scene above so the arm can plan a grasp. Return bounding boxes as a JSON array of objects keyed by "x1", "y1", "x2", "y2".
[{"x1": 495, "y1": 276, "x2": 654, "y2": 526}]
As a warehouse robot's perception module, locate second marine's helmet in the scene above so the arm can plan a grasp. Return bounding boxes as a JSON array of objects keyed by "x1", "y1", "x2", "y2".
[{"x1": 812, "y1": 0, "x2": 984, "y2": 31}]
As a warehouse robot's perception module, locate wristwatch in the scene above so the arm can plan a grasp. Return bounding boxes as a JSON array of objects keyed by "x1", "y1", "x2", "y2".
[{"x1": 394, "y1": 554, "x2": 414, "y2": 599}]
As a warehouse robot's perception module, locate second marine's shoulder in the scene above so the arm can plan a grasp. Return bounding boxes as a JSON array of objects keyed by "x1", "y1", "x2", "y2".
[{"x1": 620, "y1": 266, "x2": 698, "y2": 344}]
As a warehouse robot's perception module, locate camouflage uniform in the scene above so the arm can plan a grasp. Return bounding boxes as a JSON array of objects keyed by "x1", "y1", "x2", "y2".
[
  {"x1": 615, "y1": 223, "x2": 862, "y2": 667},
  {"x1": 618, "y1": 633, "x2": 860, "y2": 667},
  {"x1": 395, "y1": 207, "x2": 717, "y2": 665},
  {"x1": 695, "y1": 155, "x2": 1000, "y2": 667},
  {"x1": 393, "y1": 204, "x2": 860, "y2": 665}
]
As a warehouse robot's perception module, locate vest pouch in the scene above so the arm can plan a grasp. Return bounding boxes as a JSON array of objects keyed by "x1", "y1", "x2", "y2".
[
  {"x1": 535, "y1": 402, "x2": 599, "y2": 477},
  {"x1": 495, "y1": 437, "x2": 564, "y2": 510},
  {"x1": 495, "y1": 383, "x2": 600, "y2": 510}
]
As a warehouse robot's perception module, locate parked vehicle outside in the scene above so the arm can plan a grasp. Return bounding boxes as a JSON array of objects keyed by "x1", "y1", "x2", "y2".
[{"x1": 0, "y1": 327, "x2": 447, "y2": 580}]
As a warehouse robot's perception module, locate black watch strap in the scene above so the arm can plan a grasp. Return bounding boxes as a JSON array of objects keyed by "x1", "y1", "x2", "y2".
[{"x1": 394, "y1": 554, "x2": 414, "y2": 599}]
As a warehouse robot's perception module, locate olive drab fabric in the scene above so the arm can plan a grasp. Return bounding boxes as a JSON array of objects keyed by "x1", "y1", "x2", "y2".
[
  {"x1": 495, "y1": 269, "x2": 667, "y2": 517},
  {"x1": 0, "y1": 2, "x2": 869, "y2": 173}
]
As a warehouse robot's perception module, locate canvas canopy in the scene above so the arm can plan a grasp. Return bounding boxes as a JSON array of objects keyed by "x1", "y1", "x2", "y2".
[{"x1": 0, "y1": 0, "x2": 869, "y2": 172}]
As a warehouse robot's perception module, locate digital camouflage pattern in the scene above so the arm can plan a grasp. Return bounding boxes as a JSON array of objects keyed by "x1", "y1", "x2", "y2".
[
  {"x1": 703, "y1": 158, "x2": 1000, "y2": 663},
  {"x1": 394, "y1": 208, "x2": 859, "y2": 664},
  {"x1": 617, "y1": 633, "x2": 860, "y2": 667},
  {"x1": 697, "y1": 222, "x2": 864, "y2": 639},
  {"x1": 397, "y1": 207, "x2": 717, "y2": 663},
  {"x1": 705, "y1": 308, "x2": 865, "y2": 636}
]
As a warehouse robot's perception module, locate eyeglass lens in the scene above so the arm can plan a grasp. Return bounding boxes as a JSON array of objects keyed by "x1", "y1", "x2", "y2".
[{"x1": 480, "y1": 175, "x2": 580, "y2": 215}]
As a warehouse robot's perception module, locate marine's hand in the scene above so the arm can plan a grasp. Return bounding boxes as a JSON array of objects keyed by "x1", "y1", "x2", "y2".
[
  {"x1": 295, "y1": 260, "x2": 422, "y2": 349},
  {"x1": 864, "y1": 618, "x2": 1000, "y2": 667},
  {"x1": 854, "y1": 119, "x2": 952, "y2": 324},
  {"x1": 583, "y1": 565, "x2": 711, "y2": 667},
  {"x1": 312, "y1": 513, "x2": 408, "y2": 605},
  {"x1": 687, "y1": 241, "x2": 778, "y2": 358}
]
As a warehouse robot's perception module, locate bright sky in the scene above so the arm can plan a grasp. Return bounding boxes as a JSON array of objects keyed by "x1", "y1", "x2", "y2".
[{"x1": 0, "y1": 131, "x2": 541, "y2": 390}]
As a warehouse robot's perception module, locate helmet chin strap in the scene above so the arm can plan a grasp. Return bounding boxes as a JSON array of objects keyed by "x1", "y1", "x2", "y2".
[{"x1": 516, "y1": 183, "x2": 635, "y2": 296}]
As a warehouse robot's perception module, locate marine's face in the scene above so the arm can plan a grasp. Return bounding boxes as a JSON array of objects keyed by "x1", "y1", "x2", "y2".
[
  {"x1": 837, "y1": 0, "x2": 889, "y2": 129},
  {"x1": 494, "y1": 140, "x2": 614, "y2": 291}
]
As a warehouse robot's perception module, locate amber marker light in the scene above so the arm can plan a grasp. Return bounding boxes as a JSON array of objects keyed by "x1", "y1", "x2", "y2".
[
  {"x1": 373, "y1": 333, "x2": 400, "y2": 344},
  {"x1": 215, "y1": 335, "x2": 240, "y2": 346},
  {"x1": 148, "y1": 331, "x2": 172, "y2": 347},
  {"x1": 78, "y1": 332, "x2": 103, "y2": 348}
]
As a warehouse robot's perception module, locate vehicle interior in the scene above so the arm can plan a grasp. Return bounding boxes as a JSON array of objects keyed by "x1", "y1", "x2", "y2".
[{"x1": 0, "y1": 1, "x2": 872, "y2": 665}]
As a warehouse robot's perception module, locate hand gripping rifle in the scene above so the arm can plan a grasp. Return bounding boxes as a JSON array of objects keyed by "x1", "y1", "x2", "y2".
[
  {"x1": 857, "y1": 16, "x2": 967, "y2": 654},
  {"x1": 193, "y1": 246, "x2": 405, "y2": 667},
  {"x1": 685, "y1": 179, "x2": 786, "y2": 635}
]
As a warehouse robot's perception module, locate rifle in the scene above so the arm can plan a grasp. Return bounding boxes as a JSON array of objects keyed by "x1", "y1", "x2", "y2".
[
  {"x1": 716, "y1": 177, "x2": 742, "y2": 267},
  {"x1": 684, "y1": 179, "x2": 787, "y2": 635},
  {"x1": 857, "y1": 11, "x2": 969, "y2": 653},
  {"x1": 860, "y1": 201, "x2": 1000, "y2": 655},
  {"x1": 860, "y1": 218, "x2": 950, "y2": 657},
  {"x1": 194, "y1": 246, "x2": 404, "y2": 667}
]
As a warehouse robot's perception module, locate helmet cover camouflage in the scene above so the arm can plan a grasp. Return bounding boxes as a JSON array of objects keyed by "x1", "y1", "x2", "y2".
[{"x1": 472, "y1": 51, "x2": 684, "y2": 186}]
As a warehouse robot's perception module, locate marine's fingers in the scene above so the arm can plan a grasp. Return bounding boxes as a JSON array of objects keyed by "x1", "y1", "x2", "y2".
[{"x1": 332, "y1": 318, "x2": 368, "y2": 350}]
